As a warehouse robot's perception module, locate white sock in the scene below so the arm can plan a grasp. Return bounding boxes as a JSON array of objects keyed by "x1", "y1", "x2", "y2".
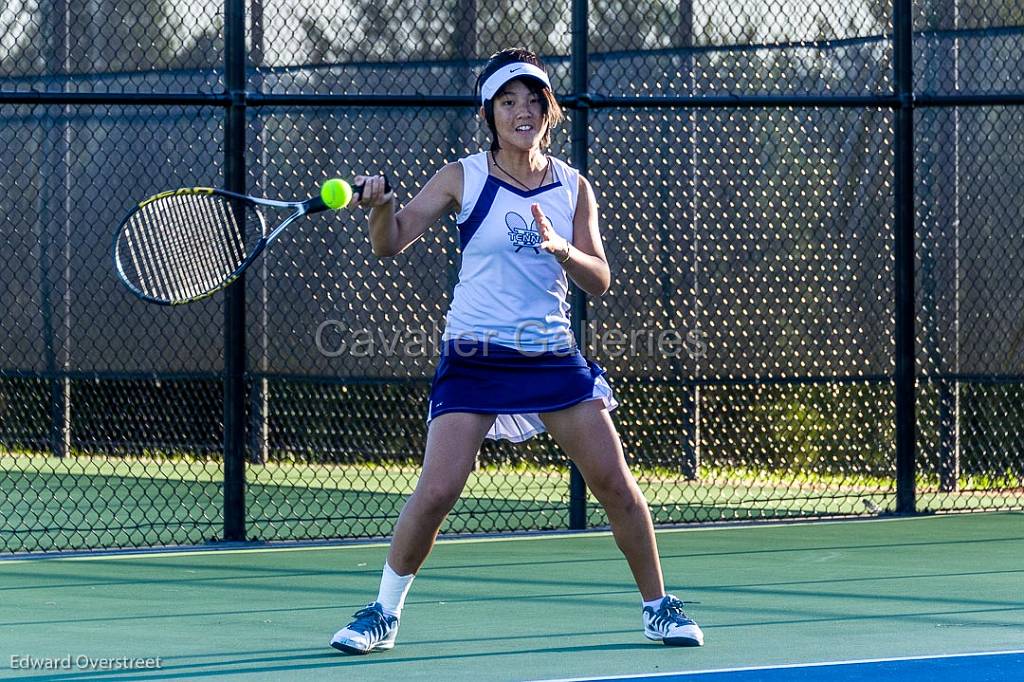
[
  {"x1": 376, "y1": 563, "x2": 415, "y2": 618},
  {"x1": 643, "y1": 595, "x2": 666, "y2": 610}
]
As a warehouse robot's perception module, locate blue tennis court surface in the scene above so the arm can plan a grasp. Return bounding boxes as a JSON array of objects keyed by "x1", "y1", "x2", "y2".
[{"x1": 537, "y1": 651, "x2": 1024, "y2": 682}]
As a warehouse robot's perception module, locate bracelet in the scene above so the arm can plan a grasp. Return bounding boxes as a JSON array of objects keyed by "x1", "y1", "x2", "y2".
[{"x1": 557, "y1": 243, "x2": 572, "y2": 264}]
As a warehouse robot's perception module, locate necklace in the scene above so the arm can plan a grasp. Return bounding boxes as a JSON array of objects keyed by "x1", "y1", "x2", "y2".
[{"x1": 491, "y1": 152, "x2": 549, "y2": 190}]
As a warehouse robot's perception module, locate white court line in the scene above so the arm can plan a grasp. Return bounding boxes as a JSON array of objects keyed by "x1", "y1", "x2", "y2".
[
  {"x1": 0, "y1": 512, "x2": 1011, "y2": 564},
  {"x1": 529, "y1": 649, "x2": 1024, "y2": 682}
]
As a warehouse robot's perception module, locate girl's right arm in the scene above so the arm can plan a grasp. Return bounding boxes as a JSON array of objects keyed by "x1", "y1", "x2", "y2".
[{"x1": 357, "y1": 163, "x2": 463, "y2": 257}]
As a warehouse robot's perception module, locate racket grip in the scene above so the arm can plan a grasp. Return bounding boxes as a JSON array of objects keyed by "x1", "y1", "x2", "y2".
[{"x1": 354, "y1": 175, "x2": 391, "y2": 199}]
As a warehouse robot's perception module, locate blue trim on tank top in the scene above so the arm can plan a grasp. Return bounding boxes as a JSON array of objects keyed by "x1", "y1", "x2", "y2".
[
  {"x1": 458, "y1": 176, "x2": 565, "y2": 250},
  {"x1": 488, "y1": 176, "x2": 563, "y2": 198},
  {"x1": 458, "y1": 179, "x2": 501, "y2": 249}
]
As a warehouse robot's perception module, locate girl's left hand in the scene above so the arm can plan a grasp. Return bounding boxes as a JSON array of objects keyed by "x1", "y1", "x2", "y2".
[{"x1": 532, "y1": 203, "x2": 570, "y2": 262}]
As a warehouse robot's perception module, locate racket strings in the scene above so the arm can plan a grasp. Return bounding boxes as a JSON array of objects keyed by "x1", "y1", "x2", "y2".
[{"x1": 121, "y1": 194, "x2": 264, "y2": 302}]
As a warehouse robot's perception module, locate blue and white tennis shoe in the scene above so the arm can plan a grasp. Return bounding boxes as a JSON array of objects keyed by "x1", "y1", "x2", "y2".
[
  {"x1": 643, "y1": 595, "x2": 704, "y2": 647},
  {"x1": 330, "y1": 602, "x2": 399, "y2": 655}
]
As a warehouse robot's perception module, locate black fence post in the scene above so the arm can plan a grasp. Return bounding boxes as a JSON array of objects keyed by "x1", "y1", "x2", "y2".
[
  {"x1": 223, "y1": 0, "x2": 248, "y2": 541},
  {"x1": 41, "y1": 0, "x2": 71, "y2": 460},
  {"x1": 568, "y1": 0, "x2": 590, "y2": 531},
  {"x1": 679, "y1": 0, "x2": 699, "y2": 482},
  {"x1": 893, "y1": 0, "x2": 917, "y2": 514},
  {"x1": 935, "y1": 0, "x2": 962, "y2": 495},
  {"x1": 248, "y1": 0, "x2": 269, "y2": 467}
]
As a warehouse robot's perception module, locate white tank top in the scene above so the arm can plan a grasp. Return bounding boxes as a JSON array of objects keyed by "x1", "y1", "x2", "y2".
[{"x1": 444, "y1": 151, "x2": 581, "y2": 351}]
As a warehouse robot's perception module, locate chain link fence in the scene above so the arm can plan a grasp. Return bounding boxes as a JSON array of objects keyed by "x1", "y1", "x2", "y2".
[{"x1": 1, "y1": 0, "x2": 1021, "y2": 552}]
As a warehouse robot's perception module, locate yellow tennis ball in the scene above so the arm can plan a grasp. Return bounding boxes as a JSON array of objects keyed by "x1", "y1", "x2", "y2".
[{"x1": 320, "y1": 178, "x2": 353, "y2": 210}]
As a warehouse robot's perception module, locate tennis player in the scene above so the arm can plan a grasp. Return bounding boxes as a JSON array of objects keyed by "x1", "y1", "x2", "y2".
[{"x1": 330, "y1": 48, "x2": 704, "y2": 654}]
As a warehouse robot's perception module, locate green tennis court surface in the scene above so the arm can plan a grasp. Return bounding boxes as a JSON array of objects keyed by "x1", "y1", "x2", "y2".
[{"x1": 2, "y1": 513, "x2": 1021, "y2": 681}]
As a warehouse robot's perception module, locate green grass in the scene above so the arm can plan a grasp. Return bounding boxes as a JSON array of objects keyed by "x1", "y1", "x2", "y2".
[{"x1": 1, "y1": 452, "x2": 1020, "y2": 553}]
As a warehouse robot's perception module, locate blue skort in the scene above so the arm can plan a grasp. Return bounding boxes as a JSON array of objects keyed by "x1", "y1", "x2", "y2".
[{"x1": 427, "y1": 339, "x2": 618, "y2": 442}]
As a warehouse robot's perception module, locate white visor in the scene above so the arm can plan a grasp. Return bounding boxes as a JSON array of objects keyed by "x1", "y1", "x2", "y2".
[{"x1": 479, "y1": 62, "x2": 551, "y2": 104}]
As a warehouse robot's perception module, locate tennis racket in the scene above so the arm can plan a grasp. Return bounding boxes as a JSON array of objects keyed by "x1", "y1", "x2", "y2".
[{"x1": 113, "y1": 177, "x2": 388, "y2": 305}]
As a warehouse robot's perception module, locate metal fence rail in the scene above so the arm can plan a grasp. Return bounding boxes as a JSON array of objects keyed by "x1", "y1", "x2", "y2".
[{"x1": 1, "y1": 0, "x2": 1022, "y2": 552}]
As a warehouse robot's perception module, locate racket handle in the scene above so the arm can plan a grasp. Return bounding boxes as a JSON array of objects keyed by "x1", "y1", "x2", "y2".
[{"x1": 354, "y1": 175, "x2": 391, "y2": 199}]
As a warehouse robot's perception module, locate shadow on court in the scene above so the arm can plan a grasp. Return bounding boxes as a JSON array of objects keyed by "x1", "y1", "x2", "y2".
[
  {"x1": 1, "y1": 643, "x2": 652, "y2": 681},
  {"x1": 2, "y1": 513, "x2": 1022, "y2": 681}
]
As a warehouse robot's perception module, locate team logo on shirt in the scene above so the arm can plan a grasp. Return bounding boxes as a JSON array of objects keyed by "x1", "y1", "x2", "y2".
[{"x1": 505, "y1": 211, "x2": 542, "y2": 253}]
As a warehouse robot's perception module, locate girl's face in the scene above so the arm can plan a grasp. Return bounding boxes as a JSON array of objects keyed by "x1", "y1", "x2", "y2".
[{"x1": 489, "y1": 79, "x2": 546, "y2": 153}]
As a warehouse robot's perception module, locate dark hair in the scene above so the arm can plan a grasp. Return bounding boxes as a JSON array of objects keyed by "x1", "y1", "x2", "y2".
[{"x1": 476, "y1": 48, "x2": 563, "y2": 152}]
